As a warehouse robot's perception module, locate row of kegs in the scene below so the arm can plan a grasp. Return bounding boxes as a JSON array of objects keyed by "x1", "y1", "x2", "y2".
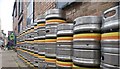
[{"x1": 16, "y1": 5, "x2": 120, "y2": 69}]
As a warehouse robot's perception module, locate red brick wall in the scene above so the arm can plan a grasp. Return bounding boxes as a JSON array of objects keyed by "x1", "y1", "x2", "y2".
[
  {"x1": 22, "y1": 2, "x2": 27, "y2": 29},
  {"x1": 63, "y1": 2, "x2": 117, "y2": 22},
  {"x1": 13, "y1": 1, "x2": 118, "y2": 35},
  {"x1": 34, "y1": 2, "x2": 56, "y2": 19},
  {"x1": 13, "y1": 18, "x2": 18, "y2": 35},
  {"x1": 34, "y1": 2, "x2": 117, "y2": 22}
]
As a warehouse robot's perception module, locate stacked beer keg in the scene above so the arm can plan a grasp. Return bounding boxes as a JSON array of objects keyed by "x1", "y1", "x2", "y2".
[
  {"x1": 73, "y1": 16, "x2": 101, "y2": 69},
  {"x1": 25, "y1": 26, "x2": 31, "y2": 52},
  {"x1": 33, "y1": 22, "x2": 39, "y2": 55},
  {"x1": 33, "y1": 22, "x2": 39, "y2": 68},
  {"x1": 101, "y1": 6, "x2": 120, "y2": 69},
  {"x1": 29, "y1": 25, "x2": 35, "y2": 66},
  {"x1": 56, "y1": 23, "x2": 73, "y2": 69},
  {"x1": 35, "y1": 15, "x2": 46, "y2": 68},
  {"x1": 26, "y1": 25, "x2": 35, "y2": 67},
  {"x1": 45, "y1": 9, "x2": 66, "y2": 68}
]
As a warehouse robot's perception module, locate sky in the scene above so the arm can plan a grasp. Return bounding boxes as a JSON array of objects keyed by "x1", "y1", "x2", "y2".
[{"x1": 0, "y1": 0, "x2": 15, "y2": 36}]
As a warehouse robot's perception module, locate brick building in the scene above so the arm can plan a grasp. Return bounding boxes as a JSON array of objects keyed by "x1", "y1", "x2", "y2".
[{"x1": 12, "y1": 0, "x2": 118, "y2": 36}]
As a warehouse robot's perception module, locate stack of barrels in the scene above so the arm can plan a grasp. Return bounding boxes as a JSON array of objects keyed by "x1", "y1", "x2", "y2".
[
  {"x1": 73, "y1": 16, "x2": 101, "y2": 69},
  {"x1": 33, "y1": 22, "x2": 39, "y2": 68},
  {"x1": 101, "y1": 6, "x2": 120, "y2": 69},
  {"x1": 56, "y1": 23, "x2": 73, "y2": 69},
  {"x1": 16, "y1": 7, "x2": 120, "y2": 69},
  {"x1": 27, "y1": 25, "x2": 34, "y2": 53},
  {"x1": 26, "y1": 26, "x2": 35, "y2": 67},
  {"x1": 37, "y1": 15, "x2": 46, "y2": 68},
  {"x1": 45, "y1": 9, "x2": 66, "y2": 68}
]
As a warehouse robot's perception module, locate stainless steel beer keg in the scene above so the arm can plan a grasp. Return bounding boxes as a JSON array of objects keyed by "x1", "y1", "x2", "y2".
[
  {"x1": 73, "y1": 16, "x2": 102, "y2": 68},
  {"x1": 74, "y1": 16, "x2": 101, "y2": 49},
  {"x1": 101, "y1": 6, "x2": 120, "y2": 69},
  {"x1": 45, "y1": 9, "x2": 66, "y2": 68},
  {"x1": 33, "y1": 15, "x2": 46, "y2": 69},
  {"x1": 56, "y1": 23, "x2": 73, "y2": 68}
]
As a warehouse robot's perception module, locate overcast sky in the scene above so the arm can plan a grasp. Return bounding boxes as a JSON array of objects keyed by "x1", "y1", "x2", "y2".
[{"x1": 0, "y1": 0, "x2": 15, "y2": 36}]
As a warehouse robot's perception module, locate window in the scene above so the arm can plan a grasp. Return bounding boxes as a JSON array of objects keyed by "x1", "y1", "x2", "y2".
[
  {"x1": 56, "y1": 0, "x2": 76, "y2": 8},
  {"x1": 14, "y1": 7, "x2": 17, "y2": 17},
  {"x1": 27, "y1": 0, "x2": 34, "y2": 25},
  {"x1": 12, "y1": 2, "x2": 17, "y2": 17}
]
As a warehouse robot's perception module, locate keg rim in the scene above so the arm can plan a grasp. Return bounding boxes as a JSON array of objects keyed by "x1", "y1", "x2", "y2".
[{"x1": 74, "y1": 16, "x2": 102, "y2": 25}]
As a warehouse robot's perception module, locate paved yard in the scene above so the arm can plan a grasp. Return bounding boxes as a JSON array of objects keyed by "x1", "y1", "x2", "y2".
[{"x1": 0, "y1": 49, "x2": 28, "y2": 69}]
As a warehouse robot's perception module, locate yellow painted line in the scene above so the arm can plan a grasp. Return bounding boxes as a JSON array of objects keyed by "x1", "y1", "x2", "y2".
[
  {"x1": 56, "y1": 60, "x2": 72, "y2": 67},
  {"x1": 57, "y1": 37, "x2": 73, "y2": 40},
  {"x1": 18, "y1": 49, "x2": 44, "y2": 60},
  {"x1": 34, "y1": 40, "x2": 45, "y2": 43},
  {"x1": 101, "y1": 32, "x2": 119, "y2": 40},
  {"x1": 74, "y1": 33, "x2": 100, "y2": 37},
  {"x1": 46, "y1": 19, "x2": 66, "y2": 23},
  {"x1": 18, "y1": 55, "x2": 34, "y2": 67},
  {"x1": 45, "y1": 39, "x2": 56, "y2": 42},
  {"x1": 74, "y1": 33, "x2": 100, "y2": 40},
  {"x1": 37, "y1": 23, "x2": 45, "y2": 27},
  {"x1": 27, "y1": 41, "x2": 35, "y2": 44},
  {"x1": 29, "y1": 52, "x2": 45, "y2": 59},
  {"x1": 102, "y1": 32, "x2": 119, "y2": 37},
  {"x1": 25, "y1": 29, "x2": 34, "y2": 34},
  {"x1": 72, "y1": 64, "x2": 100, "y2": 69},
  {"x1": 18, "y1": 49, "x2": 34, "y2": 56},
  {"x1": 37, "y1": 55, "x2": 45, "y2": 59},
  {"x1": 45, "y1": 58, "x2": 56, "y2": 63},
  {"x1": 34, "y1": 54, "x2": 39, "y2": 57}
]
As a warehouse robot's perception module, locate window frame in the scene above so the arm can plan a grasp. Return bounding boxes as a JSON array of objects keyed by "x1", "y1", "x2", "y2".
[
  {"x1": 26, "y1": 0, "x2": 34, "y2": 25},
  {"x1": 18, "y1": 16, "x2": 23, "y2": 33},
  {"x1": 18, "y1": 0, "x2": 23, "y2": 18}
]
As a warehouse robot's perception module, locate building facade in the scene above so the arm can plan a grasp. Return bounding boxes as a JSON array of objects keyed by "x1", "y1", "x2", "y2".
[{"x1": 12, "y1": 0, "x2": 118, "y2": 36}]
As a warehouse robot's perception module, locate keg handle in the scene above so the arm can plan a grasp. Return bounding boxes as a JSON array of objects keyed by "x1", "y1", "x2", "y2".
[
  {"x1": 103, "y1": 6, "x2": 118, "y2": 20},
  {"x1": 46, "y1": 30, "x2": 50, "y2": 33},
  {"x1": 86, "y1": 44, "x2": 89, "y2": 46},
  {"x1": 101, "y1": 56, "x2": 104, "y2": 60},
  {"x1": 29, "y1": 35, "x2": 31, "y2": 38},
  {"x1": 73, "y1": 21, "x2": 76, "y2": 25}
]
